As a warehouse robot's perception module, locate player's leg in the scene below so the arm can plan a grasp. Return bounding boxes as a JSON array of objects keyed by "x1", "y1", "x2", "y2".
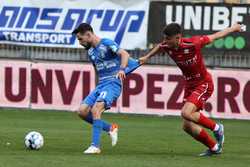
[
  {"x1": 181, "y1": 102, "x2": 218, "y2": 131},
  {"x1": 182, "y1": 82, "x2": 224, "y2": 149},
  {"x1": 78, "y1": 103, "x2": 91, "y2": 122},
  {"x1": 84, "y1": 81, "x2": 121, "y2": 154},
  {"x1": 97, "y1": 81, "x2": 121, "y2": 147},
  {"x1": 78, "y1": 103, "x2": 114, "y2": 133},
  {"x1": 181, "y1": 103, "x2": 218, "y2": 147},
  {"x1": 79, "y1": 89, "x2": 117, "y2": 134},
  {"x1": 181, "y1": 103, "x2": 222, "y2": 156},
  {"x1": 182, "y1": 117, "x2": 218, "y2": 150},
  {"x1": 187, "y1": 112, "x2": 224, "y2": 146},
  {"x1": 83, "y1": 101, "x2": 105, "y2": 154}
]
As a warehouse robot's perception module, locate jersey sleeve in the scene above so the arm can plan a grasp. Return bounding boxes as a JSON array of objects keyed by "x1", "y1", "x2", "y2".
[
  {"x1": 192, "y1": 35, "x2": 211, "y2": 48},
  {"x1": 103, "y1": 39, "x2": 120, "y2": 54}
]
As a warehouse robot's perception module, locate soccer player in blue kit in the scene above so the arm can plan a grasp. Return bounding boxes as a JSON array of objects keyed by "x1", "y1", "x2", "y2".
[{"x1": 72, "y1": 23, "x2": 140, "y2": 154}]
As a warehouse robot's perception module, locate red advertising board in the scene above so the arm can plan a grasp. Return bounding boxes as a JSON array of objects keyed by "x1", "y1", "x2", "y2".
[{"x1": 1, "y1": 60, "x2": 250, "y2": 120}]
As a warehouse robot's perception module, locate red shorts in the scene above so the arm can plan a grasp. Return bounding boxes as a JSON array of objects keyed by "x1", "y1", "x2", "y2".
[{"x1": 183, "y1": 80, "x2": 214, "y2": 110}]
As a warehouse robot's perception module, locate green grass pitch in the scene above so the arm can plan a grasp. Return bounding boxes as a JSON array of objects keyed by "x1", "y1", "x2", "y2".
[{"x1": 0, "y1": 109, "x2": 250, "y2": 167}]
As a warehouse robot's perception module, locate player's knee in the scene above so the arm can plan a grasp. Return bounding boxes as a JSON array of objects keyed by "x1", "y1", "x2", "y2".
[
  {"x1": 78, "y1": 106, "x2": 89, "y2": 118},
  {"x1": 91, "y1": 102, "x2": 105, "y2": 118},
  {"x1": 92, "y1": 102, "x2": 104, "y2": 111},
  {"x1": 91, "y1": 109, "x2": 101, "y2": 119},
  {"x1": 181, "y1": 109, "x2": 191, "y2": 120},
  {"x1": 182, "y1": 120, "x2": 191, "y2": 133},
  {"x1": 181, "y1": 102, "x2": 198, "y2": 121},
  {"x1": 182, "y1": 124, "x2": 189, "y2": 132},
  {"x1": 78, "y1": 111, "x2": 88, "y2": 119}
]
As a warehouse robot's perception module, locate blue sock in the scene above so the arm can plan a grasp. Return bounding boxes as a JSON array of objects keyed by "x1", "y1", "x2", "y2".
[
  {"x1": 92, "y1": 119, "x2": 103, "y2": 147},
  {"x1": 102, "y1": 121, "x2": 111, "y2": 133},
  {"x1": 83, "y1": 112, "x2": 111, "y2": 132}
]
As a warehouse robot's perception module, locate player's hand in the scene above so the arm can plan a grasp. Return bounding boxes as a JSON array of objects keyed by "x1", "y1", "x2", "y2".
[
  {"x1": 231, "y1": 23, "x2": 243, "y2": 32},
  {"x1": 139, "y1": 56, "x2": 148, "y2": 65},
  {"x1": 117, "y1": 70, "x2": 126, "y2": 81}
]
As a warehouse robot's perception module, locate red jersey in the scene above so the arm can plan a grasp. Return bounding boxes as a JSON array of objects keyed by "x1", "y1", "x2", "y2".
[{"x1": 160, "y1": 35, "x2": 212, "y2": 87}]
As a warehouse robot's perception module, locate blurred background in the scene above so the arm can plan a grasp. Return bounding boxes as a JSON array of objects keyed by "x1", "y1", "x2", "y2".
[{"x1": 1, "y1": 0, "x2": 250, "y2": 68}]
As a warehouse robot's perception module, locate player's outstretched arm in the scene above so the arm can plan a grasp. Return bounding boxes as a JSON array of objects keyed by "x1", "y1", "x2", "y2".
[
  {"x1": 118, "y1": 49, "x2": 129, "y2": 69},
  {"x1": 207, "y1": 23, "x2": 243, "y2": 42},
  {"x1": 117, "y1": 49, "x2": 130, "y2": 81},
  {"x1": 139, "y1": 44, "x2": 161, "y2": 64}
]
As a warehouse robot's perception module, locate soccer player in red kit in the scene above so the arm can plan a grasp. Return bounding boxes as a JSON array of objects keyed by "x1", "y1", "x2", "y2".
[{"x1": 139, "y1": 23, "x2": 243, "y2": 156}]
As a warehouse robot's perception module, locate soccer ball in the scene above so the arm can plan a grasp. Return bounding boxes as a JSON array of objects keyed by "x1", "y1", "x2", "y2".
[{"x1": 24, "y1": 131, "x2": 44, "y2": 150}]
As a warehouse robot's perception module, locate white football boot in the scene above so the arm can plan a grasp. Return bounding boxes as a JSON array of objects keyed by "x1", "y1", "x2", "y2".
[
  {"x1": 83, "y1": 145, "x2": 101, "y2": 154},
  {"x1": 109, "y1": 123, "x2": 119, "y2": 147}
]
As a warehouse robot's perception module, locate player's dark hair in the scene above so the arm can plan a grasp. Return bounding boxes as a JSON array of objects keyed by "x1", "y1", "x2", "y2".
[
  {"x1": 163, "y1": 23, "x2": 182, "y2": 37},
  {"x1": 72, "y1": 23, "x2": 93, "y2": 35}
]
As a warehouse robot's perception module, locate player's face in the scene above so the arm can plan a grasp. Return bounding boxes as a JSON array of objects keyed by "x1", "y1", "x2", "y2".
[
  {"x1": 76, "y1": 31, "x2": 92, "y2": 50},
  {"x1": 163, "y1": 34, "x2": 181, "y2": 48}
]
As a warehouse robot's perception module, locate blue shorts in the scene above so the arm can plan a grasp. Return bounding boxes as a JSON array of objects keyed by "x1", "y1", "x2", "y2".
[{"x1": 82, "y1": 79, "x2": 121, "y2": 109}]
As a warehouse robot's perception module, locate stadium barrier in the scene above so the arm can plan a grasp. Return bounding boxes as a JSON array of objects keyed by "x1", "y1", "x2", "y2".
[
  {"x1": 1, "y1": 59, "x2": 250, "y2": 120},
  {"x1": 1, "y1": 44, "x2": 250, "y2": 69}
]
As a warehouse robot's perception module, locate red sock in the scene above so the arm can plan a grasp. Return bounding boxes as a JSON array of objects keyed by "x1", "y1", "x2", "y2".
[
  {"x1": 198, "y1": 113, "x2": 216, "y2": 130},
  {"x1": 195, "y1": 129, "x2": 216, "y2": 149}
]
